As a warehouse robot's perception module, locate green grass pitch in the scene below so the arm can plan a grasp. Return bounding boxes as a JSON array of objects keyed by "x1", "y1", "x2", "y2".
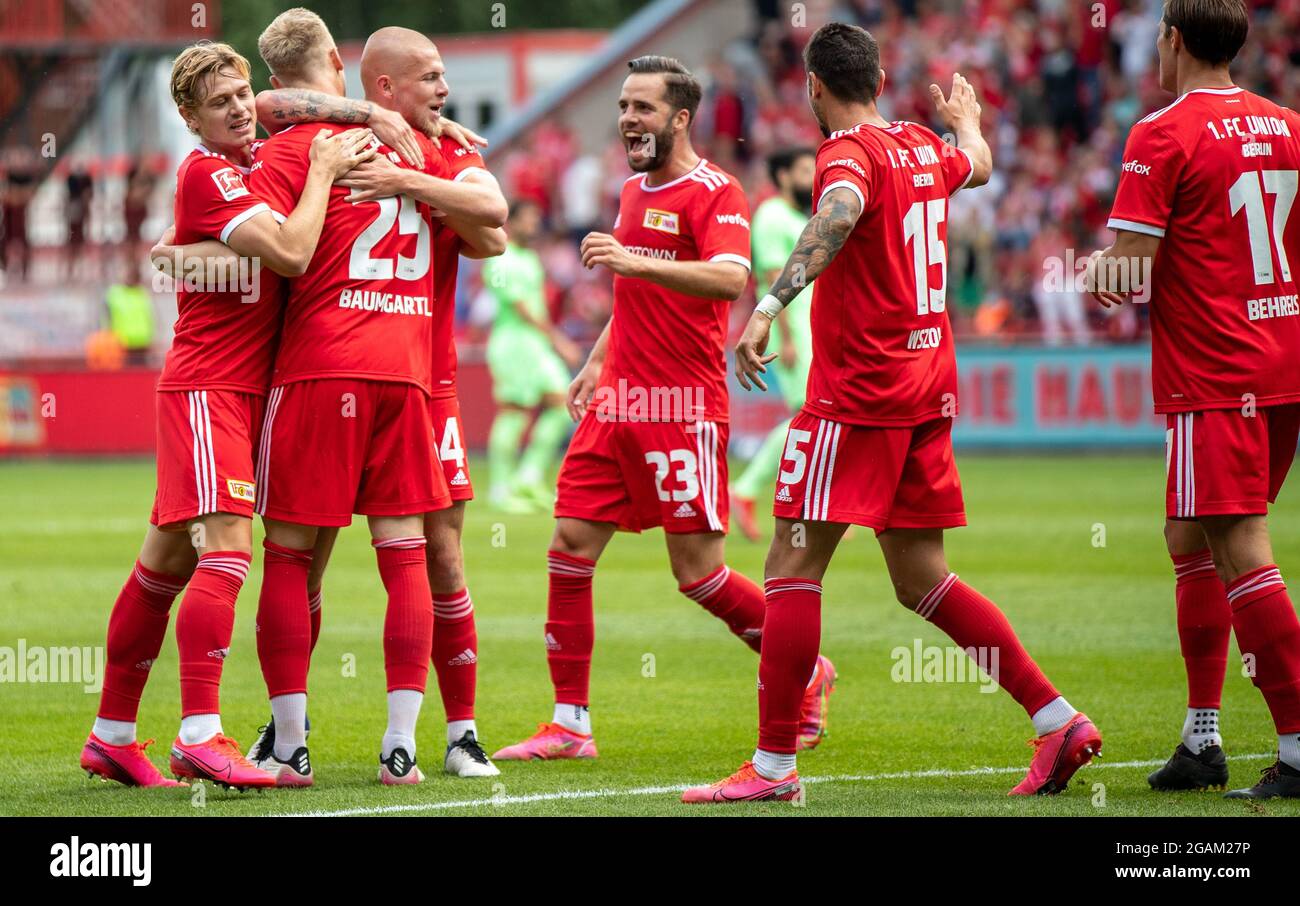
[{"x1": 2, "y1": 454, "x2": 1298, "y2": 817}]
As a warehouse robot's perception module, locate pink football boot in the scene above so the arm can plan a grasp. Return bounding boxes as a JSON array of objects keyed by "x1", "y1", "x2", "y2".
[
  {"x1": 1009, "y1": 712, "x2": 1102, "y2": 795},
  {"x1": 81, "y1": 734, "x2": 186, "y2": 788},
  {"x1": 492, "y1": 723, "x2": 598, "y2": 761},
  {"x1": 681, "y1": 761, "x2": 802, "y2": 804}
]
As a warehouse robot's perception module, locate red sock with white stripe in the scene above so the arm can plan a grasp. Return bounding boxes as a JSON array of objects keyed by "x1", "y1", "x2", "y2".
[
  {"x1": 1172, "y1": 549, "x2": 1230, "y2": 751},
  {"x1": 1226, "y1": 566, "x2": 1300, "y2": 755},
  {"x1": 176, "y1": 551, "x2": 250, "y2": 723},
  {"x1": 432, "y1": 587, "x2": 477, "y2": 732},
  {"x1": 916, "y1": 573, "x2": 1070, "y2": 734},
  {"x1": 546, "y1": 550, "x2": 596, "y2": 714},
  {"x1": 679, "y1": 565, "x2": 764, "y2": 652},
  {"x1": 95, "y1": 562, "x2": 188, "y2": 741},
  {"x1": 375, "y1": 537, "x2": 434, "y2": 694},
  {"x1": 755, "y1": 577, "x2": 822, "y2": 775}
]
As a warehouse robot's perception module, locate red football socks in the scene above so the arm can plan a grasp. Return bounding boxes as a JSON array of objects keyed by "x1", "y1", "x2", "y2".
[
  {"x1": 256, "y1": 541, "x2": 313, "y2": 698},
  {"x1": 375, "y1": 537, "x2": 434, "y2": 693},
  {"x1": 1227, "y1": 565, "x2": 1300, "y2": 734},
  {"x1": 432, "y1": 587, "x2": 477, "y2": 722},
  {"x1": 1172, "y1": 549, "x2": 1231, "y2": 709},
  {"x1": 680, "y1": 565, "x2": 765, "y2": 653},
  {"x1": 98, "y1": 561, "x2": 188, "y2": 722},
  {"x1": 545, "y1": 550, "x2": 596, "y2": 707},
  {"x1": 917, "y1": 573, "x2": 1060, "y2": 717},
  {"x1": 176, "y1": 551, "x2": 250, "y2": 717},
  {"x1": 757, "y1": 578, "x2": 823, "y2": 754}
]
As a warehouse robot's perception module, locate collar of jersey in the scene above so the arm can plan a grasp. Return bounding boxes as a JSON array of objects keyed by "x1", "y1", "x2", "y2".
[
  {"x1": 834, "y1": 120, "x2": 905, "y2": 138},
  {"x1": 196, "y1": 144, "x2": 251, "y2": 175},
  {"x1": 639, "y1": 158, "x2": 710, "y2": 192},
  {"x1": 1183, "y1": 86, "x2": 1243, "y2": 97}
]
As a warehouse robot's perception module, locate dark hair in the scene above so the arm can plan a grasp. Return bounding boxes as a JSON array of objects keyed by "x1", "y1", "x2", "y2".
[
  {"x1": 803, "y1": 22, "x2": 881, "y2": 103},
  {"x1": 626, "y1": 55, "x2": 703, "y2": 125},
  {"x1": 508, "y1": 198, "x2": 540, "y2": 221},
  {"x1": 1162, "y1": 0, "x2": 1249, "y2": 66},
  {"x1": 767, "y1": 146, "x2": 815, "y2": 186}
]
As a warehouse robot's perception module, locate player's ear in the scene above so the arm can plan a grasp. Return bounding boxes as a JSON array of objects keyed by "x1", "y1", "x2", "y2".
[
  {"x1": 877, "y1": 69, "x2": 887, "y2": 100},
  {"x1": 269, "y1": 73, "x2": 282, "y2": 90},
  {"x1": 329, "y1": 47, "x2": 344, "y2": 73}
]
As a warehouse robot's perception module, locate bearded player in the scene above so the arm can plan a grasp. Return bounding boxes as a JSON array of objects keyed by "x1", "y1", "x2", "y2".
[
  {"x1": 79, "y1": 41, "x2": 372, "y2": 789},
  {"x1": 246, "y1": 23, "x2": 508, "y2": 779},
  {"x1": 493, "y1": 57, "x2": 835, "y2": 762},
  {"x1": 1087, "y1": 0, "x2": 1300, "y2": 799},
  {"x1": 686, "y1": 23, "x2": 1101, "y2": 803}
]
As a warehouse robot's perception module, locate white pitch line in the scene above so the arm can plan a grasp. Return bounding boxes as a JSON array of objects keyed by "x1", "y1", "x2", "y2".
[{"x1": 278, "y1": 751, "x2": 1275, "y2": 818}]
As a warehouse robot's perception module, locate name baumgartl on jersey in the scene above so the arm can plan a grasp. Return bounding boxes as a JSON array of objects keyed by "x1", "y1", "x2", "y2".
[{"x1": 337, "y1": 289, "x2": 433, "y2": 316}]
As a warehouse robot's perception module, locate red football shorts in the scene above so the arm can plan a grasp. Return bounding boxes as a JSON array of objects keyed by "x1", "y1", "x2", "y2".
[
  {"x1": 255, "y1": 379, "x2": 450, "y2": 527},
  {"x1": 152, "y1": 389, "x2": 265, "y2": 529},
  {"x1": 772, "y1": 411, "x2": 966, "y2": 532},
  {"x1": 555, "y1": 414, "x2": 729, "y2": 534},
  {"x1": 430, "y1": 394, "x2": 473, "y2": 502},
  {"x1": 1166, "y1": 403, "x2": 1300, "y2": 519}
]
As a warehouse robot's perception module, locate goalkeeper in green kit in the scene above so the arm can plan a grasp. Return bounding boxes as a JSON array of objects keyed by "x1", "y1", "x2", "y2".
[
  {"x1": 483, "y1": 200, "x2": 580, "y2": 511},
  {"x1": 731, "y1": 148, "x2": 817, "y2": 541}
]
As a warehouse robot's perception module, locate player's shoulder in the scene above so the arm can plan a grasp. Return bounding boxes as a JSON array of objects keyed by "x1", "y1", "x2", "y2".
[
  {"x1": 177, "y1": 146, "x2": 248, "y2": 193},
  {"x1": 816, "y1": 123, "x2": 887, "y2": 168}
]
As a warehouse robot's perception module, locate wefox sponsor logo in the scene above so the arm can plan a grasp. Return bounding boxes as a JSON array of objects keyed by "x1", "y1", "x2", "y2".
[
  {"x1": 0, "y1": 639, "x2": 103, "y2": 692},
  {"x1": 49, "y1": 837, "x2": 151, "y2": 886},
  {"x1": 890, "y1": 639, "x2": 1000, "y2": 693},
  {"x1": 1121, "y1": 159, "x2": 1152, "y2": 176},
  {"x1": 592, "y1": 378, "x2": 706, "y2": 425},
  {"x1": 715, "y1": 212, "x2": 749, "y2": 229},
  {"x1": 152, "y1": 253, "x2": 262, "y2": 304}
]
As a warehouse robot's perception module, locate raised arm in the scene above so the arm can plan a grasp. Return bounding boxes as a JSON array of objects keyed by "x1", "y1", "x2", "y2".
[
  {"x1": 256, "y1": 88, "x2": 425, "y2": 169},
  {"x1": 929, "y1": 72, "x2": 992, "y2": 189}
]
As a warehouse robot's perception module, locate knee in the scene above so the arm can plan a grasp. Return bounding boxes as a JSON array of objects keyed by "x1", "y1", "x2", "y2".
[
  {"x1": 425, "y1": 537, "x2": 464, "y2": 591},
  {"x1": 891, "y1": 578, "x2": 930, "y2": 611},
  {"x1": 550, "y1": 523, "x2": 593, "y2": 561},
  {"x1": 1164, "y1": 520, "x2": 1207, "y2": 558}
]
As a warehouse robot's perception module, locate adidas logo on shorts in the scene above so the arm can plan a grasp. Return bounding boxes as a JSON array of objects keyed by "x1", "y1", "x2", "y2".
[
  {"x1": 447, "y1": 648, "x2": 477, "y2": 666},
  {"x1": 776, "y1": 485, "x2": 793, "y2": 503},
  {"x1": 672, "y1": 501, "x2": 697, "y2": 519},
  {"x1": 451, "y1": 469, "x2": 468, "y2": 486},
  {"x1": 544, "y1": 632, "x2": 561, "y2": 651}
]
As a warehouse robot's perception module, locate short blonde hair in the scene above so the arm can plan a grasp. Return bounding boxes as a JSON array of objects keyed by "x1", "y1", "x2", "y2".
[
  {"x1": 170, "y1": 41, "x2": 251, "y2": 112},
  {"x1": 258, "y1": 7, "x2": 335, "y2": 82}
]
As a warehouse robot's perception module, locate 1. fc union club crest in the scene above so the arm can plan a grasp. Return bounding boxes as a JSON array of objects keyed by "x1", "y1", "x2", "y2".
[{"x1": 642, "y1": 208, "x2": 680, "y2": 235}]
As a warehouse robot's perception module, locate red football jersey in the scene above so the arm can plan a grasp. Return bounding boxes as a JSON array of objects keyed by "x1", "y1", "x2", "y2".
[
  {"x1": 427, "y1": 134, "x2": 491, "y2": 399},
  {"x1": 248, "y1": 124, "x2": 449, "y2": 393},
  {"x1": 599, "y1": 159, "x2": 752, "y2": 423},
  {"x1": 1108, "y1": 86, "x2": 1300, "y2": 413},
  {"x1": 804, "y1": 121, "x2": 973, "y2": 427},
  {"x1": 158, "y1": 146, "x2": 285, "y2": 395}
]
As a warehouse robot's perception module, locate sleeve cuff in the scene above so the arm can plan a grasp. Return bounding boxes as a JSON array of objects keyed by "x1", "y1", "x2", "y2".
[
  {"x1": 710, "y1": 253, "x2": 751, "y2": 271},
  {"x1": 820, "y1": 179, "x2": 865, "y2": 212},
  {"x1": 453, "y1": 167, "x2": 492, "y2": 184},
  {"x1": 220, "y1": 202, "x2": 270, "y2": 243},
  {"x1": 1107, "y1": 218, "x2": 1166, "y2": 238}
]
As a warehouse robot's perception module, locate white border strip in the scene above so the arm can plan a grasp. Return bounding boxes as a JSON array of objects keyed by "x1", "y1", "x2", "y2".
[{"x1": 276, "y1": 752, "x2": 1275, "y2": 818}]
